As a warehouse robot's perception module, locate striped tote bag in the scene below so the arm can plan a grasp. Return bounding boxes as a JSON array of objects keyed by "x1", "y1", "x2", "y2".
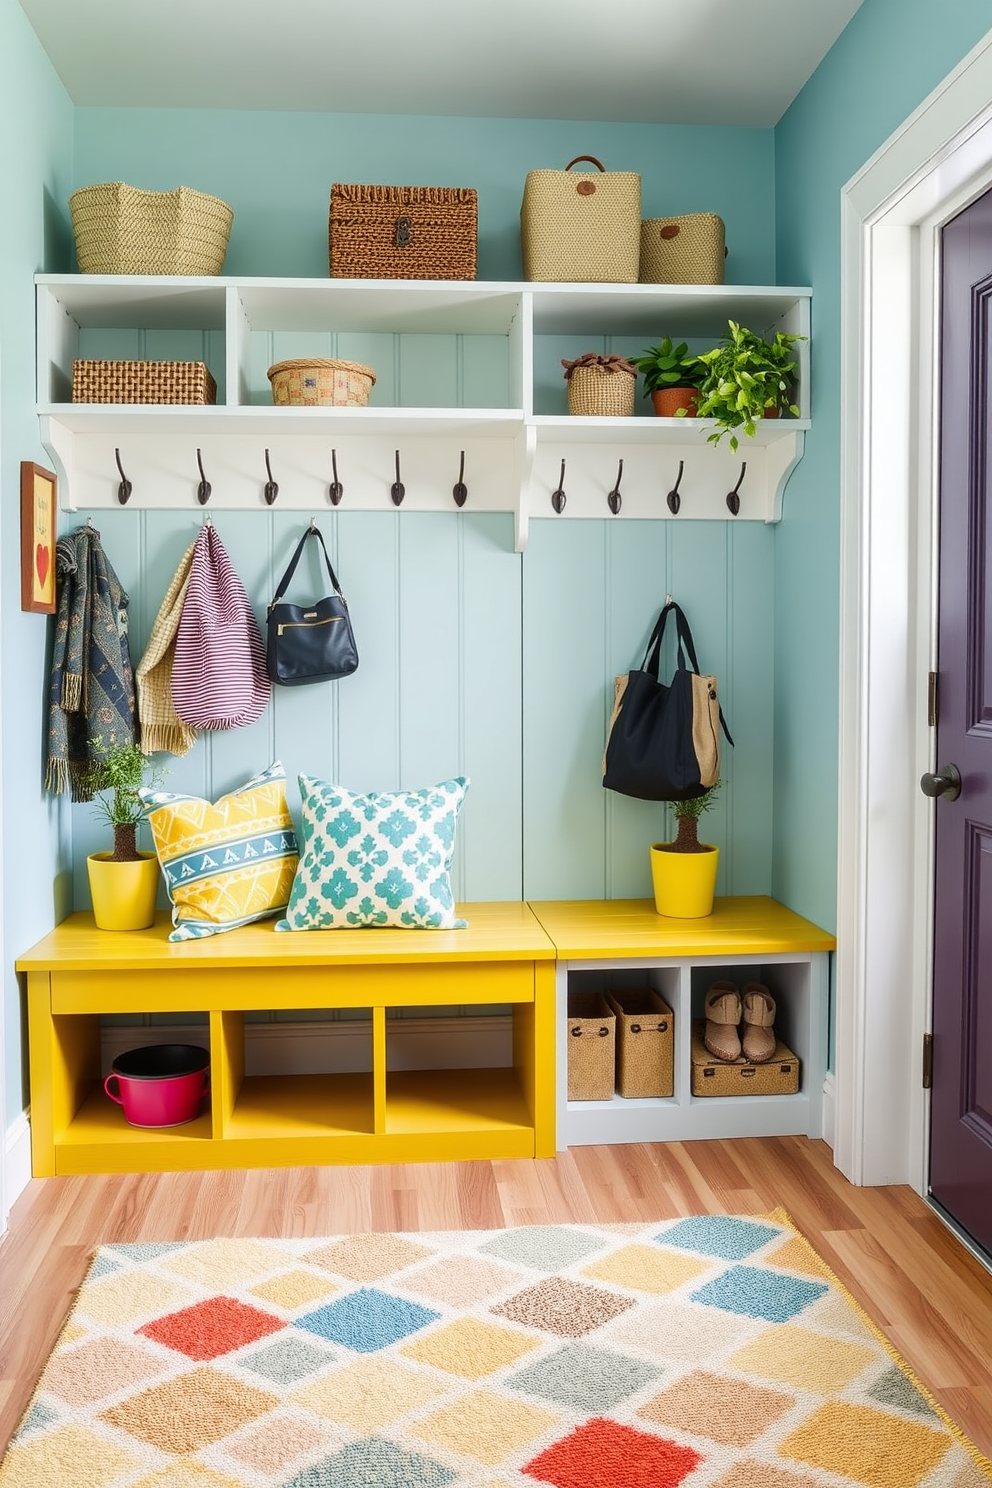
[{"x1": 171, "y1": 524, "x2": 270, "y2": 729}]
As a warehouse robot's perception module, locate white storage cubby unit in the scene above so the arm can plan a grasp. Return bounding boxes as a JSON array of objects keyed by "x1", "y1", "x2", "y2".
[
  {"x1": 36, "y1": 276, "x2": 810, "y2": 549},
  {"x1": 528, "y1": 896, "x2": 834, "y2": 1151}
]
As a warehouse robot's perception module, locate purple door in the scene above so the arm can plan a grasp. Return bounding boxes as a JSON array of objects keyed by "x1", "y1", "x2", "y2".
[{"x1": 928, "y1": 188, "x2": 992, "y2": 1255}]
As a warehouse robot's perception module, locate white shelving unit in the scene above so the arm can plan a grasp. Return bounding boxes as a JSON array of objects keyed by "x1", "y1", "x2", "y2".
[{"x1": 36, "y1": 275, "x2": 811, "y2": 550}]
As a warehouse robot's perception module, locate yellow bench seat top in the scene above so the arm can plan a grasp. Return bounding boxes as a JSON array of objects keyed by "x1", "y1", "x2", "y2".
[{"x1": 527, "y1": 896, "x2": 836, "y2": 959}]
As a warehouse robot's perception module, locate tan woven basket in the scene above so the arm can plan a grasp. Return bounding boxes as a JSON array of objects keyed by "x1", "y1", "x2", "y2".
[
  {"x1": 72, "y1": 360, "x2": 216, "y2": 405},
  {"x1": 69, "y1": 183, "x2": 233, "y2": 276},
  {"x1": 639, "y1": 213, "x2": 726, "y2": 285},
  {"x1": 267, "y1": 359, "x2": 376, "y2": 407},
  {"x1": 606, "y1": 989, "x2": 674, "y2": 1098},
  {"x1": 329, "y1": 184, "x2": 477, "y2": 280},
  {"x1": 521, "y1": 156, "x2": 641, "y2": 283},
  {"x1": 566, "y1": 361, "x2": 636, "y2": 417},
  {"x1": 690, "y1": 1022, "x2": 800, "y2": 1096},
  {"x1": 567, "y1": 992, "x2": 616, "y2": 1101}
]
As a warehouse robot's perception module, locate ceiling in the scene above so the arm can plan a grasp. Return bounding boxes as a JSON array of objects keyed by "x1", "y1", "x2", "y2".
[{"x1": 18, "y1": 0, "x2": 866, "y2": 128}]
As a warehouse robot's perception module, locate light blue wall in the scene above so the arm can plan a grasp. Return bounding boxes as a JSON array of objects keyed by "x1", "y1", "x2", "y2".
[
  {"x1": 772, "y1": 1, "x2": 992, "y2": 933},
  {"x1": 0, "y1": 0, "x2": 74, "y2": 1124}
]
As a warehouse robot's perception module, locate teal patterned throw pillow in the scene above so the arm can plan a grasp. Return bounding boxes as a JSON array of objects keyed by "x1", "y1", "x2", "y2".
[{"x1": 276, "y1": 776, "x2": 469, "y2": 931}]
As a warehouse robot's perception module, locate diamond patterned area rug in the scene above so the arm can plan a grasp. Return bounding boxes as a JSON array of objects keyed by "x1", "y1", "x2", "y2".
[{"x1": 2, "y1": 1211, "x2": 990, "y2": 1488}]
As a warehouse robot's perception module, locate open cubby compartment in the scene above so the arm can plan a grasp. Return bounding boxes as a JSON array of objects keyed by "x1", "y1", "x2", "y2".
[
  {"x1": 215, "y1": 1006, "x2": 376, "y2": 1144},
  {"x1": 688, "y1": 958, "x2": 812, "y2": 1083},
  {"x1": 51, "y1": 1009, "x2": 214, "y2": 1164},
  {"x1": 563, "y1": 962, "x2": 682, "y2": 1105},
  {"x1": 36, "y1": 276, "x2": 228, "y2": 406},
  {"x1": 232, "y1": 281, "x2": 525, "y2": 411}
]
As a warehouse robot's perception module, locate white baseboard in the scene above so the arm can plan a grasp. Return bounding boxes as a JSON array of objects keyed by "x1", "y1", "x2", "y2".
[
  {"x1": 101, "y1": 1015, "x2": 513, "y2": 1076},
  {"x1": 821, "y1": 1072, "x2": 835, "y2": 1151},
  {"x1": 4, "y1": 1111, "x2": 33, "y2": 1224}
]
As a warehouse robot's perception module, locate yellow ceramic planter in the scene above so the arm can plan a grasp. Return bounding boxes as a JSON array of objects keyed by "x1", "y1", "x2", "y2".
[
  {"x1": 650, "y1": 842, "x2": 719, "y2": 918},
  {"x1": 87, "y1": 851, "x2": 161, "y2": 930}
]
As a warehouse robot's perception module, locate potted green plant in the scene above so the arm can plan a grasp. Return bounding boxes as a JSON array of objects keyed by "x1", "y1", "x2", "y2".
[
  {"x1": 650, "y1": 783, "x2": 721, "y2": 918},
  {"x1": 80, "y1": 741, "x2": 165, "y2": 930},
  {"x1": 630, "y1": 337, "x2": 706, "y2": 418},
  {"x1": 687, "y1": 320, "x2": 805, "y2": 450}
]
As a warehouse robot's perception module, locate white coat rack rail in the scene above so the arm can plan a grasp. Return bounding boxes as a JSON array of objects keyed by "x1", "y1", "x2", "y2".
[{"x1": 36, "y1": 275, "x2": 811, "y2": 553}]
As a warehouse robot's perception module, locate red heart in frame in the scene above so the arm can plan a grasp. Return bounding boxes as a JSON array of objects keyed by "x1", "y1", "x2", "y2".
[{"x1": 36, "y1": 543, "x2": 50, "y2": 590}]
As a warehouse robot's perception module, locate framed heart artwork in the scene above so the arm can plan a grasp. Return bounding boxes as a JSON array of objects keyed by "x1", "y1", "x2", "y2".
[{"x1": 20, "y1": 462, "x2": 57, "y2": 614}]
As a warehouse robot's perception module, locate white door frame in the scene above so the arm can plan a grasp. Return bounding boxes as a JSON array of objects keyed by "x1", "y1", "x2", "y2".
[{"x1": 836, "y1": 28, "x2": 992, "y2": 1189}]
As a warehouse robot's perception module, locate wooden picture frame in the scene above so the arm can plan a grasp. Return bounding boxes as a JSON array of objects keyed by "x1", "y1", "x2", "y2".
[{"x1": 20, "y1": 462, "x2": 57, "y2": 614}]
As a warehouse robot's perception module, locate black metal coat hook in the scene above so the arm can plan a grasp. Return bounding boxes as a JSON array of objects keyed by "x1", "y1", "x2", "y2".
[
  {"x1": 453, "y1": 451, "x2": 467, "y2": 508},
  {"x1": 329, "y1": 449, "x2": 343, "y2": 506},
  {"x1": 263, "y1": 449, "x2": 279, "y2": 506},
  {"x1": 607, "y1": 459, "x2": 623, "y2": 515},
  {"x1": 195, "y1": 448, "x2": 212, "y2": 506},
  {"x1": 667, "y1": 459, "x2": 685, "y2": 515},
  {"x1": 114, "y1": 448, "x2": 132, "y2": 506},
  {"x1": 391, "y1": 449, "x2": 405, "y2": 506},
  {"x1": 726, "y1": 462, "x2": 747, "y2": 516},
  {"x1": 551, "y1": 459, "x2": 567, "y2": 514}
]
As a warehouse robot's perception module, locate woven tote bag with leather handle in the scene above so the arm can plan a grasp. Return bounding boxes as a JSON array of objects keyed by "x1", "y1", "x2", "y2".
[{"x1": 521, "y1": 156, "x2": 641, "y2": 282}]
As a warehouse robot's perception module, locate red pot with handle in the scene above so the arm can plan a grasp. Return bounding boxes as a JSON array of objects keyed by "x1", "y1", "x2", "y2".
[{"x1": 104, "y1": 1044, "x2": 210, "y2": 1128}]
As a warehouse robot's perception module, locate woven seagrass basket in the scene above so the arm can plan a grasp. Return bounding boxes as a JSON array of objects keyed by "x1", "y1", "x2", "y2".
[
  {"x1": 267, "y1": 358, "x2": 376, "y2": 407},
  {"x1": 690, "y1": 1022, "x2": 800, "y2": 1096},
  {"x1": 606, "y1": 988, "x2": 674, "y2": 1098},
  {"x1": 564, "y1": 356, "x2": 636, "y2": 416},
  {"x1": 72, "y1": 360, "x2": 216, "y2": 405},
  {"x1": 69, "y1": 183, "x2": 233, "y2": 276},
  {"x1": 639, "y1": 213, "x2": 726, "y2": 285},
  {"x1": 329, "y1": 184, "x2": 477, "y2": 280},
  {"x1": 566, "y1": 991, "x2": 616, "y2": 1101},
  {"x1": 521, "y1": 157, "x2": 641, "y2": 283}
]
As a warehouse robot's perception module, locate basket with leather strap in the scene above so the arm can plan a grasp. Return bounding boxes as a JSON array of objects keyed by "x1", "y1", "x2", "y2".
[
  {"x1": 566, "y1": 991, "x2": 616, "y2": 1101},
  {"x1": 72, "y1": 360, "x2": 217, "y2": 405},
  {"x1": 639, "y1": 213, "x2": 726, "y2": 285},
  {"x1": 329, "y1": 184, "x2": 477, "y2": 280},
  {"x1": 69, "y1": 183, "x2": 234, "y2": 276},
  {"x1": 267, "y1": 359, "x2": 376, "y2": 407},
  {"x1": 521, "y1": 155, "x2": 641, "y2": 283}
]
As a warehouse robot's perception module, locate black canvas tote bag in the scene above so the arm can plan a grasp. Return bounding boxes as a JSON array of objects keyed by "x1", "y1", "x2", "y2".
[
  {"x1": 266, "y1": 524, "x2": 359, "y2": 686},
  {"x1": 603, "y1": 600, "x2": 733, "y2": 802}
]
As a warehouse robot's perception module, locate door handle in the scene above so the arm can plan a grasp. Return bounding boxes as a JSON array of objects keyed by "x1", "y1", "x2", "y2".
[{"x1": 920, "y1": 763, "x2": 962, "y2": 801}]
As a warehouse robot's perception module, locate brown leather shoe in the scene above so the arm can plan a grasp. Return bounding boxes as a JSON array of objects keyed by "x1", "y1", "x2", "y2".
[
  {"x1": 704, "y1": 981, "x2": 742, "y2": 1062},
  {"x1": 741, "y1": 984, "x2": 776, "y2": 1063}
]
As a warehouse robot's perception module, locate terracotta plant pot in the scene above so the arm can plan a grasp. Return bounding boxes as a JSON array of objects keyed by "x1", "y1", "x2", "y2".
[
  {"x1": 650, "y1": 842, "x2": 719, "y2": 918},
  {"x1": 651, "y1": 387, "x2": 699, "y2": 418}
]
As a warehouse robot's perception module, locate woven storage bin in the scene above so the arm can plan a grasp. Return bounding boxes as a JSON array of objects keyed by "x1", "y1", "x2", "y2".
[
  {"x1": 567, "y1": 992, "x2": 616, "y2": 1101},
  {"x1": 69, "y1": 183, "x2": 233, "y2": 276},
  {"x1": 72, "y1": 360, "x2": 216, "y2": 405},
  {"x1": 690, "y1": 1021, "x2": 800, "y2": 1096},
  {"x1": 329, "y1": 184, "x2": 477, "y2": 280},
  {"x1": 521, "y1": 156, "x2": 640, "y2": 283},
  {"x1": 639, "y1": 213, "x2": 726, "y2": 285},
  {"x1": 267, "y1": 359, "x2": 376, "y2": 407},
  {"x1": 606, "y1": 989, "x2": 674, "y2": 1099},
  {"x1": 566, "y1": 360, "x2": 636, "y2": 416}
]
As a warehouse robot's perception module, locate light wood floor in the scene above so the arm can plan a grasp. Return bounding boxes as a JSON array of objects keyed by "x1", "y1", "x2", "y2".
[{"x1": 1, "y1": 1137, "x2": 991, "y2": 1463}]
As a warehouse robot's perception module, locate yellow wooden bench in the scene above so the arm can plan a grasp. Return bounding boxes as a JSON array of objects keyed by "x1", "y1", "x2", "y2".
[{"x1": 17, "y1": 895, "x2": 834, "y2": 1177}]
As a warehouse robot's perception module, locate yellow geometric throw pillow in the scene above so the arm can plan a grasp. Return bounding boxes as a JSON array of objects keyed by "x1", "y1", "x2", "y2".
[{"x1": 139, "y1": 761, "x2": 299, "y2": 941}]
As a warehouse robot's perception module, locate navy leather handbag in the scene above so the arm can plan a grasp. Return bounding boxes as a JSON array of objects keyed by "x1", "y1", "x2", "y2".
[{"x1": 266, "y1": 524, "x2": 359, "y2": 686}]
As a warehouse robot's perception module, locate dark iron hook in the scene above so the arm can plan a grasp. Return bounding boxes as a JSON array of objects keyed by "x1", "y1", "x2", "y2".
[
  {"x1": 264, "y1": 448, "x2": 279, "y2": 506},
  {"x1": 329, "y1": 449, "x2": 343, "y2": 506},
  {"x1": 195, "y1": 448, "x2": 211, "y2": 506},
  {"x1": 667, "y1": 459, "x2": 685, "y2": 515},
  {"x1": 551, "y1": 458, "x2": 567, "y2": 514},
  {"x1": 607, "y1": 459, "x2": 623, "y2": 515},
  {"x1": 114, "y1": 448, "x2": 132, "y2": 506},
  {"x1": 453, "y1": 450, "x2": 467, "y2": 508},
  {"x1": 391, "y1": 449, "x2": 405, "y2": 506},
  {"x1": 726, "y1": 462, "x2": 747, "y2": 516}
]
